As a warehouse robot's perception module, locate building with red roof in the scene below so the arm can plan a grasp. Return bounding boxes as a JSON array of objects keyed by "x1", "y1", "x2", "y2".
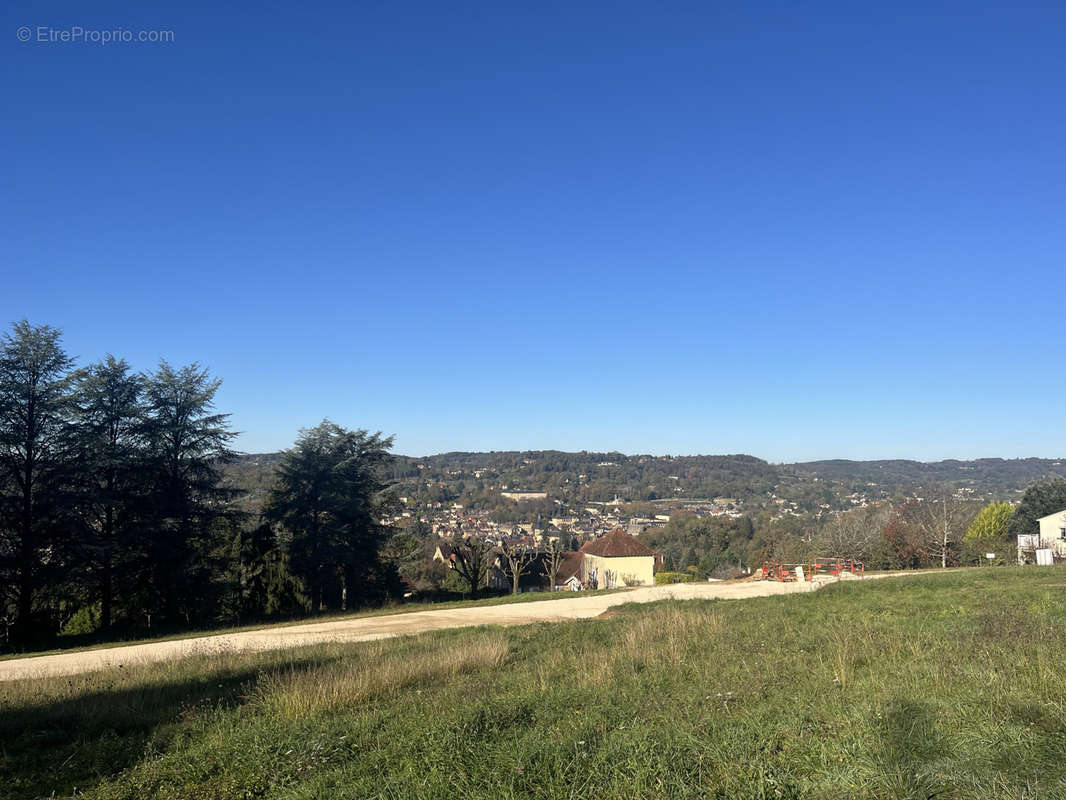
[{"x1": 579, "y1": 528, "x2": 656, "y2": 589}]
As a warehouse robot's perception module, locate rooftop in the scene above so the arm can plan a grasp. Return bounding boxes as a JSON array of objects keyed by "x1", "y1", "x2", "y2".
[{"x1": 580, "y1": 527, "x2": 655, "y2": 558}]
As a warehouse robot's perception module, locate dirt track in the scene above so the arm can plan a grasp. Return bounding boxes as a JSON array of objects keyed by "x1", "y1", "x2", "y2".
[{"x1": 1, "y1": 574, "x2": 899, "y2": 682}]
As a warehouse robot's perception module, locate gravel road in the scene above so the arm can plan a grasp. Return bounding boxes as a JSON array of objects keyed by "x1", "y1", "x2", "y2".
[{"x1": 0, "y1": 576, "x2": 846, "y2": 681}]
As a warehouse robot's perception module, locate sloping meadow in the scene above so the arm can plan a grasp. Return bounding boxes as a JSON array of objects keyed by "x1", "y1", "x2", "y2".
[{"x1": 4, "y1": 568, "x2": 1066, "y2": 799}]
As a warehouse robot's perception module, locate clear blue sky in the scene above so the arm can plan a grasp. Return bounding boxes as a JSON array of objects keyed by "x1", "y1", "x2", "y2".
[{"x1": 4, "y1": 1, "x2": 1064, "y2": 461}]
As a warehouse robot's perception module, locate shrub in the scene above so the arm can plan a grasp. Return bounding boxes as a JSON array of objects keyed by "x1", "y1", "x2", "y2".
[
  {"x1": 441, "y1": 568, "x2": 472, "y2": 594},
  {"x1": 60, "y1": 603, "x2": 100, "y2": 636},
  {"x1": 655, "y1": 571, "x2": 695, "y2": 585}
]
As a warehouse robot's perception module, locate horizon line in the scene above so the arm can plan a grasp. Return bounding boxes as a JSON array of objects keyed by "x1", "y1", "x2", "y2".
[{"x1": 232, "y1": 448, "x2": 1066, "y2": 466}]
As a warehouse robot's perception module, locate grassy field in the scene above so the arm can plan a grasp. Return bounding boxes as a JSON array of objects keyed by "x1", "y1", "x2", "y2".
[{"x1": 4, "y1": 567, "x2": 1066, "y2": 799}]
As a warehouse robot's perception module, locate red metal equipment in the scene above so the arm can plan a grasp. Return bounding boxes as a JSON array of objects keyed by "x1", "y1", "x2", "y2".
[{"x1": 760, "y1": 558, "x2": 864, "y2": 581}]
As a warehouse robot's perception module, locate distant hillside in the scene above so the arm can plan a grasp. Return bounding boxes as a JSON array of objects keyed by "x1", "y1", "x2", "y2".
[
  {"x1": 225, "y1": 451, "x2": 1066, "y2": 518},
  {"x1": 388, "y1": 451, "x2": 783, "y2": 505},
  {"x1": 787, "y1": 458, "x2": 1066, "y2": 498}
]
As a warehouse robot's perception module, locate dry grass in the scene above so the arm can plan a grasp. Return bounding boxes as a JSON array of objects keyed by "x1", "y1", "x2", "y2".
[
  {"x1": 251, "y1": 634, "x2": 509, "y2": 718},
  {"x1": 1, "y1": 646, "x2": 275, "y2": 718},
  {"x1": 620, "y1": 603, "x2": 722, "y2": 666},
  {"x1": 547, "y1": 603, "x2": 726, "y2": 690}
]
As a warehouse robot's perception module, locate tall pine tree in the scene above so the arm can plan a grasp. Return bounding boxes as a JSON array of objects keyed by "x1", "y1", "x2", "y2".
[
  {"x1": 70, "y1": 357, "x2": 144, "y2": 632},
  {"x1": 0, "y1": 322, "x2": 77, "y2": 645},
  {"x1": 266, "y1": 421, "x2": 395, "y2": 611},
  {"x1": 138, "y1": 361, "x2": 237, "y2": 626}
]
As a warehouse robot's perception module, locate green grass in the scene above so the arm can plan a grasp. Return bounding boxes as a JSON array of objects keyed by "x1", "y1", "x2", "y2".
[
  {"x1": 5, "y1": 567, "x2": 1066, "y2": 799},
  {"x1": 0, "y1": 587, "x2": 629, "y2": 662}
]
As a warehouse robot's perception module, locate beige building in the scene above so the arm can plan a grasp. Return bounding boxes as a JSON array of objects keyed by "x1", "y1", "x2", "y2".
[
  {"x1": 580, "y1": 528, "x2": 656, "y2": 589},
  {"x1": 501, "y1": 491, "x2": 548, "y2": 502}
]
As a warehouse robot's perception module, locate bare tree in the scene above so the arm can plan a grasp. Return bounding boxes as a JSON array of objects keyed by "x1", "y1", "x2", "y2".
[
  {"x1": 500, "y1": 539, "x2": 535, "y2": 595},
  {"x1": 816, "y1": 505, "x2": 891, "y2": 562},
  {"x1": 913, "y1": 490, "x2": 975, "y2": 568},
  {"x1": 449, "y1": 531, "x2": 492, "y2": 598},
  {"x1": 541, "y1": 538, "x2": 565, "y2": 591}
]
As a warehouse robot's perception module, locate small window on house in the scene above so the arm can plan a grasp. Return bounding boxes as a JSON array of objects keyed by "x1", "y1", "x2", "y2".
[{"x1": 1060, "y1": 527, "x2": 1066, "y2": 541}]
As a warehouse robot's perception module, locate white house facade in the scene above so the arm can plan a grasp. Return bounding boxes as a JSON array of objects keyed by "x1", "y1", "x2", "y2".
[{"x1": 1038, "y1": 509, "x2": 1066, "y2": 558}]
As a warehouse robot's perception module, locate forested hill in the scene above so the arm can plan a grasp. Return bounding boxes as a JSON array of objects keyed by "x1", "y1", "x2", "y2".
[
  {"x1": 788, "y1": 458, "x2": 1066, "y2": 498},
  {"x1": 228, "y1": 451, "x2": 1066, "y2": 515},
  {"x1": 388, "y1": 451, "x2": 781, "y2": 504}
]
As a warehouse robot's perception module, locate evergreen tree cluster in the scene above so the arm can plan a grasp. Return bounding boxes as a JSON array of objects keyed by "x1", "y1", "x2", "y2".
[{"x1": 0, "y1": 321, "x2": 396, "y2": 649}]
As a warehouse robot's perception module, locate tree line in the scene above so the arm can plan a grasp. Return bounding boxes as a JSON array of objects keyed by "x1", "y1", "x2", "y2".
[{"x1": 0, "y1": 321, "x2": 397, "y2": 649}]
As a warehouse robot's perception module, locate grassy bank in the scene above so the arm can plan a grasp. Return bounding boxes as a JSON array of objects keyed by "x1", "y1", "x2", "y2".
[{"x1": 4, "y1": 567, "x2": 1066, "y2": 798}]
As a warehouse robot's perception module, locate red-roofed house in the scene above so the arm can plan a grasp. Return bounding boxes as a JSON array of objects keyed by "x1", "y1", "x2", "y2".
[{"x1": 579, "y1": 528, "x2": 656, "y2": 589}]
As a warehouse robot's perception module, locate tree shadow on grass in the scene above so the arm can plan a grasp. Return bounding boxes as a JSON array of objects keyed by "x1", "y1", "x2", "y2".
[
  {"x1": 1000, "y1": 701, "x2": 1066, "y2": 785},
  {"x1": 873, "y1": 699, "x2": 950, "y2": 800},
  {"x1": 0, "y1": 653, "x2": 344, "y2": 800}
]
